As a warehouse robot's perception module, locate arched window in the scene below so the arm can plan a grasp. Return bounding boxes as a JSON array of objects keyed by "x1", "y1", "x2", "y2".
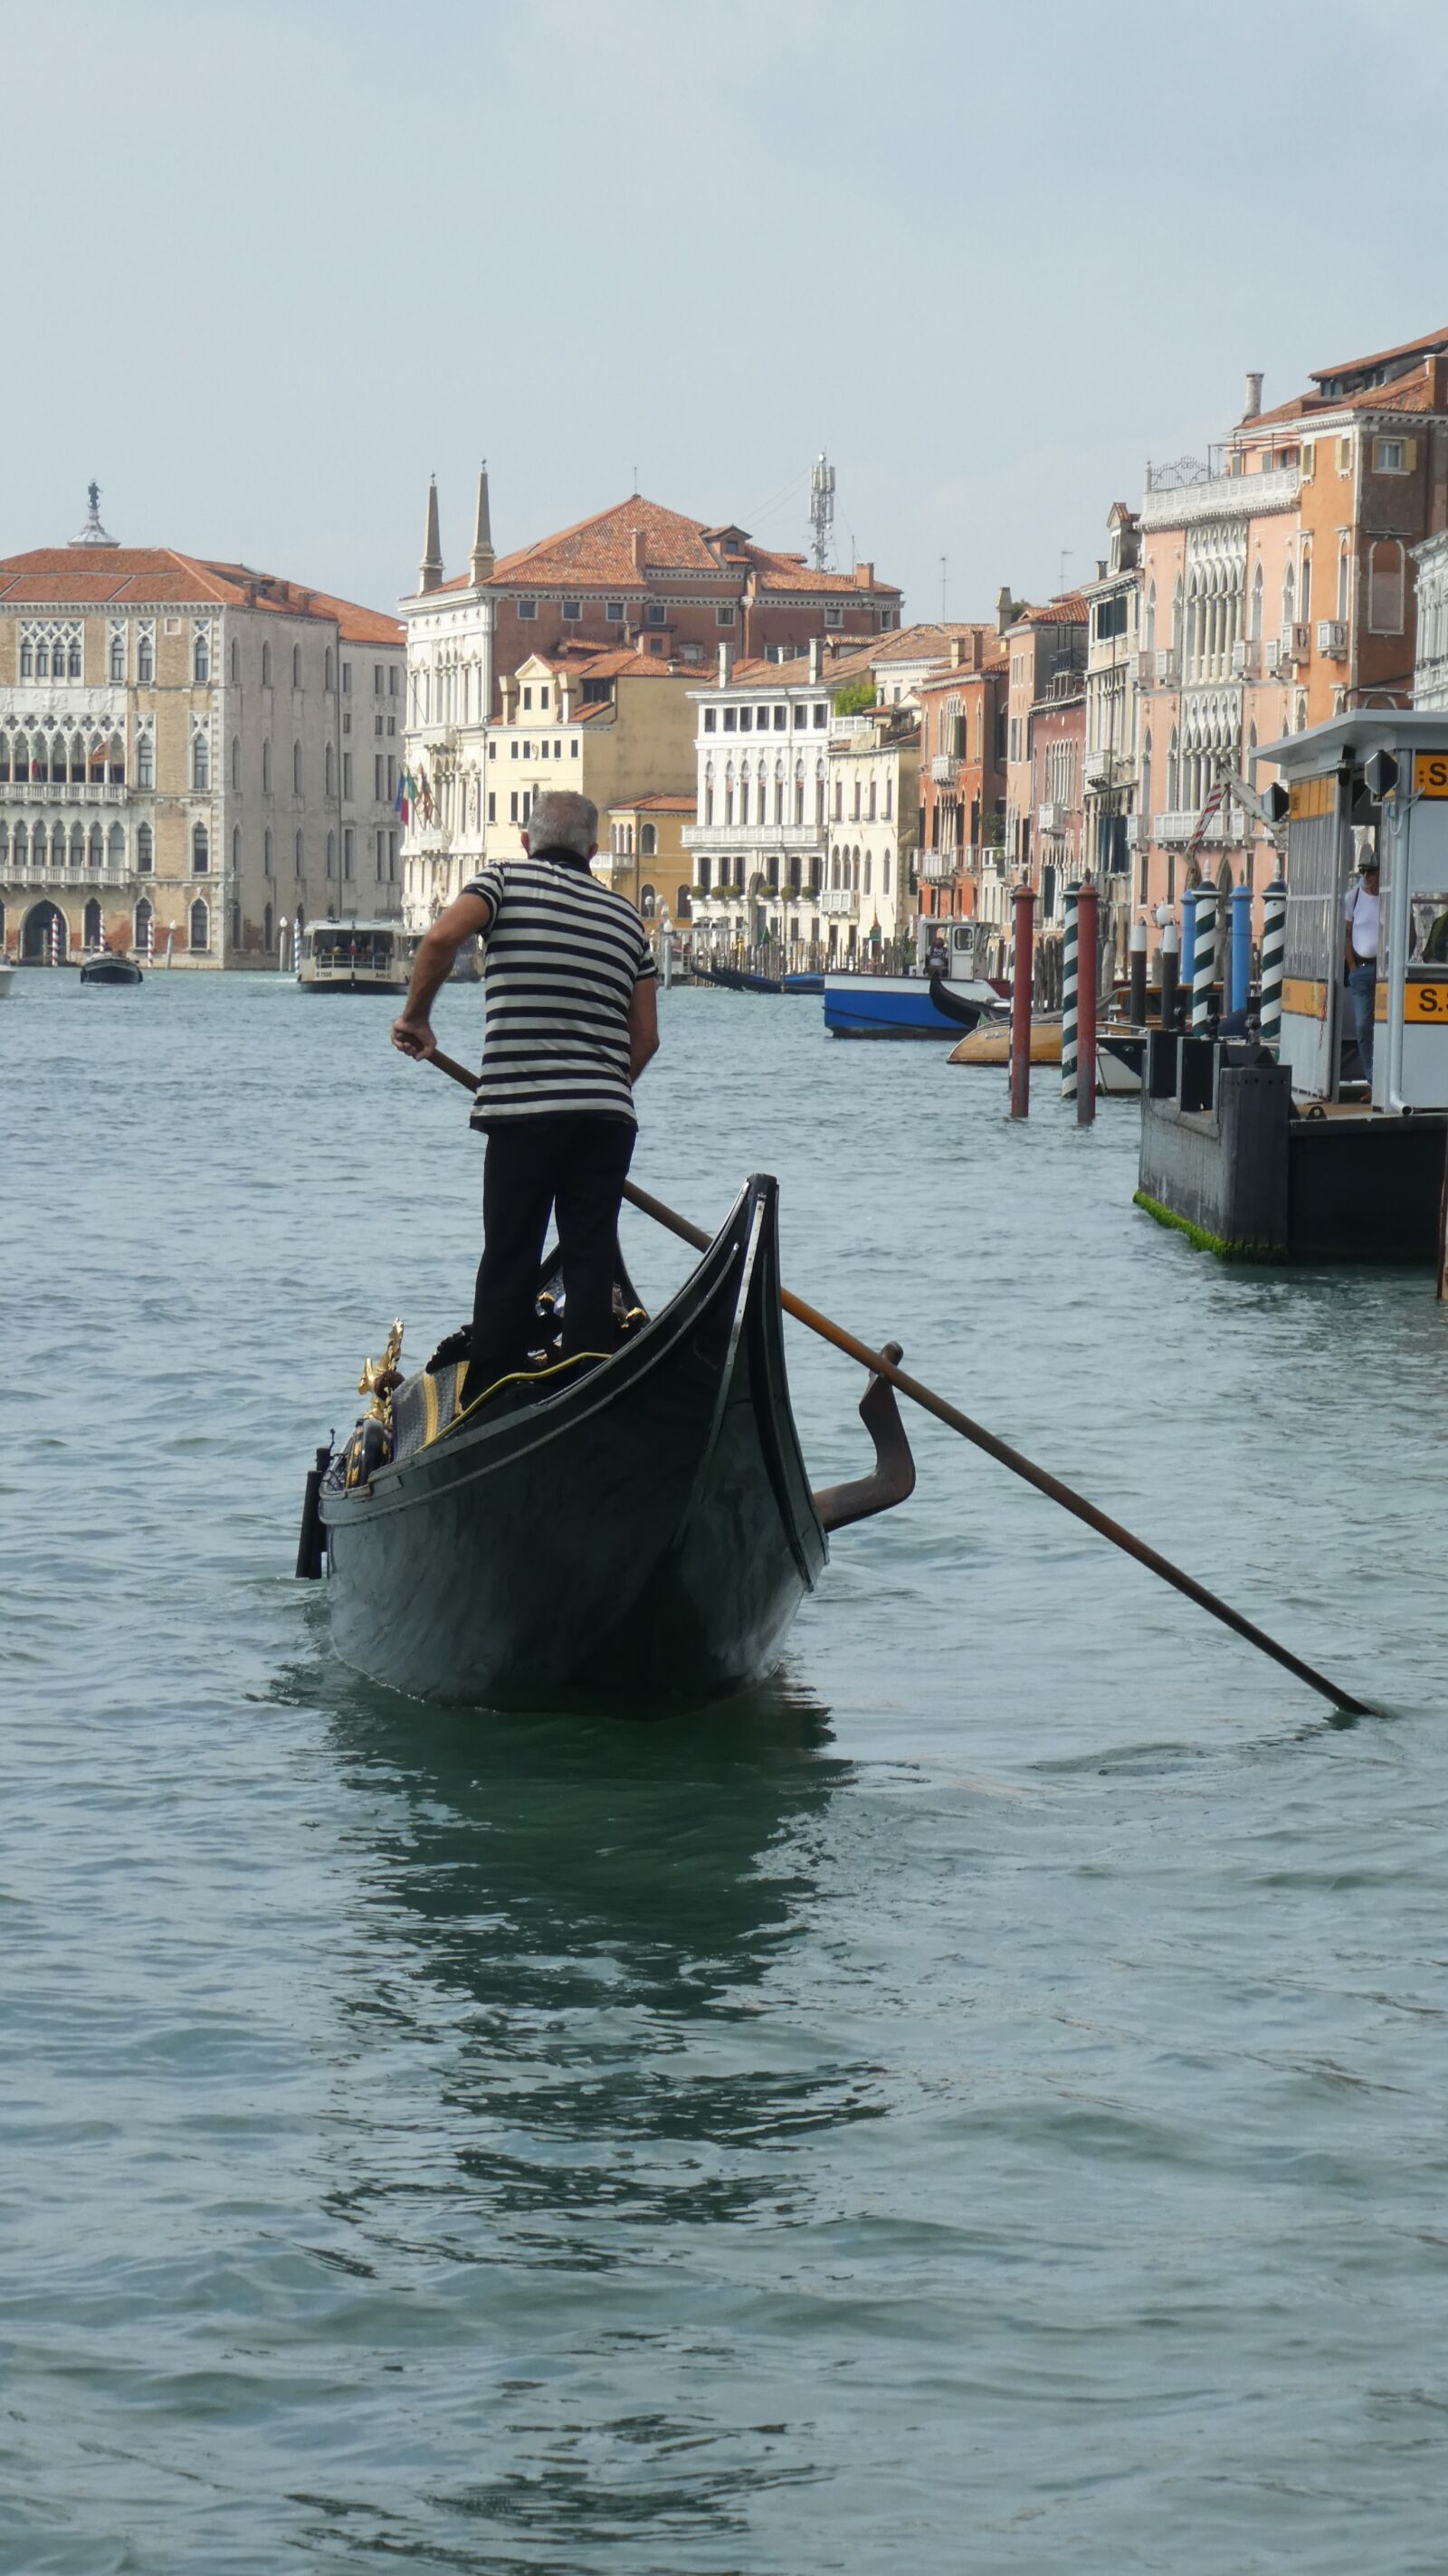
[
  {"x1": 831, "y1": 851, "x2": 841, "y2": 889},
  {"x1": 853, "y1": 847, "x2": 862, "y2": 890},
  {"x1": 108, "y1": 822, "x2": 125, "y2": 870},
  {"x1": 1300, "y1": 547, "x2": 1312, "y2": 626},
  {"x1": 326, "y1": 831, "x2": 336, "y2": 878},
  {"x1": 51, "y1": 822, "x2": 66, "y2": 870},
  {"x1": 262, "y1": 739, "x2": 272, "y2": 792},
  {"x1": 135, "y1": 896, "x2": 153, "y2": 953},
  {"x1": 262, "y1": 642, "x2": 272, "y2": 686},
  {"x1": 868, "y1": 780, "x2": 877, "y2": 821},
  {"x1": 192, "y1": 822, "x2": 210, "y2": 874},
  {"x1": 292, "y1": 741, "x2": 301, "y2": 794},
  {"x1": 232, "y1": 825, "x2": 241, "y2": 872},
  {"x1": 137, "y1": 823, "x2": 153, "y2": 873},
  {"x1": 325, "y1": 742, "x2": 335, "y2": 797},
  {"x1": 1171, "y1": 578, "x2": 1183, "y2": 654},
  {"x1": 69, "y1": 634, "x2": 81, "y2": 680},
  {"x1": 640, "y1": 822, "x2": 656, "y2": 856},
  {"x1": 137, "y1": 630, "x2": 154, "y2": 684},
  {"x1": 863, "y1": 852, "x2": 872, "y2": 895},
  {"x1": 263, "y1": 829, "x2": 273, "y2": 878},
  {"x1": 883, "y1": 852, "x2": 891, "y2": 894},
  {"x1": 1282, "y1": 560, "x2": 1295, "y2": 637},
  {"x1": 137, "y1": 729, "x2": 154, "y2": 790},
  {"x1": 230, "y1": 639, "x2": 240, "y2": 682},
  {"x1": 703, "y1": 763, "x2": 715, "y2": 826},
  {"x1": 108, "y1": 734, "x2": 125, "y2": 785},
  {"x1": 231, "y1": 899, "x2": 241, "y2": 948},
  {"x1": 193, "y1": 627, "x2": 210, "y2": 684},
  {"x1": 294, "y1": 830, "x2": 304, "y2": 873},
  {"x1": 49, "y1": 732, "x2": 67, "y2": 784},
  {"x1": 1140, "y1": 730, "x2": 1153, "y2": 828},
  {"x1": 69, "y1": 822, "x2": 84, "y2": 870},
  {"x1": 192, "y1": 732, "x2": 210, "y2": 791},
  {"x1": 1250, "y1": 563, "x2": 1263, "y2": 641},
  {"x1": 1167, "y1": 727, "x2": 1179, "y2": 811},
  {"x1": 1145, "y1": 583, "x2": 1157, "y2": 657},
  {"x1": 291, "y1": 644, "x2": 301, "y2": 689},
  {"x1": 189, "y1": 898, "x2": 210, "y2": 953},
  {"x1": 89, "y1": 822, "x2": 104, "y2": 869},
  {"x1": 324, "y1": 650, "x2": 334, "y2": 692},
  {"x1": 640, "y1": 884, "x2": 657, "y2": 917},
  {"x1": 84, "y1": 897, "x2": 102, "y2": 948},
  {"x1": 263, "y1": 900, "x2": 274, "y2": 953},
  {"x1": 109, "y1": 630, "x2": 126, "y2": 683},
  {"x1": 675, "y1": 886, "x2": 692, "y2": 921},
  {"x1": 1368, "y1": 539, "x2": 1405, "y2": 633},
  {"x1": 231, "y1": 737, "x2": 241, "y2": 788},
  {"x1": 11, "y1": 822, "x2": 24, "y2": 865}
]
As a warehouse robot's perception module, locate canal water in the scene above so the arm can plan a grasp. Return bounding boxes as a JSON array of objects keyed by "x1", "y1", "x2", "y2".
[{"x1": 6, "y1": 970, "x2": 1447, "y2": 2574}]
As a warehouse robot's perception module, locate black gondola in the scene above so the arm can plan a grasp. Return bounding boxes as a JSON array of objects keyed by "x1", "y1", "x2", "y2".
[
  {"x1": 305, "y1": 1175, "x2": 913, "y2": 1711},
  {"x1": 707, "y1": 964, "x2": 783, "y2": 994},
  {"x1": 924, "y1": 972, "x2": 990, "y2": 1032},
  {"x1": 79, "y1": 954, "x2": 143, "y2": 986}
]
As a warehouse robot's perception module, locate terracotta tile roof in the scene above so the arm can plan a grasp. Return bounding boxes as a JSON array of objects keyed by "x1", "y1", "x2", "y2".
[
  {"x1": 533, "y1": 642, "x2": 696, "y2": 682},
  {"x1": 609, "y1": 791, "x2": 696, "y2": 813},
  {"x1": 0, "y1": 545, "x2": 403, "y2": 642},
  {"x1": 1012, "y1": 595, "x2": 1087, "y2": 627},
  {"x1": 1310, "y1": 323, "x2": 1448, "y2": 384},
  {"x1": 414, "y1": 494, "x2": 900, "y2": 601},
  {"x1": 1245, "y1": 356, "x2": 1446, "y2": 431}
]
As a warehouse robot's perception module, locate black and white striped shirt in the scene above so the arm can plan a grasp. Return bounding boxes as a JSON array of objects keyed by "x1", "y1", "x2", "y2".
[{"x1": 462, "y1": 851, "x2": 656, "y2": 1126}]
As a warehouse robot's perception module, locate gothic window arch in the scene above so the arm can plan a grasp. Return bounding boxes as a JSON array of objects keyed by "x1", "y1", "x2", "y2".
[
  {"x1": 71, "y1": 822, "x2": 85, "y2": 869},
  {"x1": 89, "y1": 822, "x2": 103, "y2": 868},
  {"x1": 262, "y1": 740, "x2": 272, "y2": 793},
  {"x1": 1300, "y1": 546, "x2": 1312, "y2": 627},
  {"x1": 107, "y1": 822, "x2": 124, "y2": 870},
  {"x1": 291, "y1": 644, "x2": 301, "y2": 689},
  {"x1": 232, "y1": 825, "x2": 241, "y2": 872},
  {"x1": 1145, "y1": 581, "x2": 1157, "y2": 657},
  {"x1": 135, "y1": 896, "x2": 153, "y2": 952},
  {"x1": 262, "y1": 642, "x2": 272, "y2": 687},
  {"x1": 84, "y1": 897, "x2": 102, "y2": 947},
  {"x1": 137, "y1": 823, "x2": 153, "y2": 872},
  {"x1": 1167, "y1": 726, "x2": 1179, "y2": 810},
  {"x1": 1250, "y1": 562, "x2": 1263, "y2": 641},
  {"x1": 292, "y1": 741, "x2": 302, "y2": 794},
  {"x1": 192, "y1": 729, "x2": 210, "y2": 791},
  {"x1": 325, "y1": 741, "x2": 335, "y2": 797},
  {"x1": 189, "y1": 898, "x2": 210, "y2": 952},
  {"x1": 192, "y1": 822, "x2": 210, "y2": 874},
  {"x1": 109, "y1": 627, "x2": 126, "y2": 683},
  {"x1": 263, "y1": 900, "x2": 273, "y2": 953},
  {"x1": 193, "y1": 623, "x2": 211, "y2": 684},
  {"x1": 137, "y1": 627, "x2": 155, "y2": 685},
  {"x1": 231, "y1": 737, "x2": 241, "y2": 788},
  {"x1": 1338, "y1": 544, "x2": 1350, "y2": 622},
  {"x1": 863, "y1": 851, "x2": 872, "y2": 895}
]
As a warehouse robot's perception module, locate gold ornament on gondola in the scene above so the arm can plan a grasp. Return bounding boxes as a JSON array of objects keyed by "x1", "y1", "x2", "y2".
[{"x1": 358, "y1": 1318, "x2": 405, "y2": 1421}]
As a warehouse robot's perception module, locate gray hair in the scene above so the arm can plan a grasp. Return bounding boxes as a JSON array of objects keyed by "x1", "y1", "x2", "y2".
[{"x1": 526, "y1": 789, "x2": 597, "y2": 857}]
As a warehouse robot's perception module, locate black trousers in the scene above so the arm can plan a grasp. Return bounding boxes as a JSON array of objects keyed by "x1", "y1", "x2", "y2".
[{"x1": 463, "y1": 1115, "x2": 636, "y2": 1405}]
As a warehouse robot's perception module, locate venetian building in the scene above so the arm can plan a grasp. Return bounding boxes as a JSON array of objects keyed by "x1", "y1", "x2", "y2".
[
  {"x1": 0, "y1": 490, "x2": 404, "y2": 968},
  {"x1": 398, "y1": 468, "x2": 903, "y2": 927}
]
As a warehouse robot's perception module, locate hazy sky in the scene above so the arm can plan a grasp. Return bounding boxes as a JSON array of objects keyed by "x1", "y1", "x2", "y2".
[{"x1": 15, "y1": 0, "x2": 1448, "y2": 625}]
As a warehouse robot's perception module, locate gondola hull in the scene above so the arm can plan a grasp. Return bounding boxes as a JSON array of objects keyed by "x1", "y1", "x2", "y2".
[{"x1": 319, "y1": 1177, "x2": 825, "y2": 1709}]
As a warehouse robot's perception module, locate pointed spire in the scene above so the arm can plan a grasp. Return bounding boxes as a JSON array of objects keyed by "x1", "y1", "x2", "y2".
[
  {"x1": 71, "y1": 480, "x2": 119, "y2": 548},
  {"x1": 419, "y1": 474, "x2": 443, "y2": 594},
  {"x1": 470, "y1": 460, "x2": 495, "y2": 585}
]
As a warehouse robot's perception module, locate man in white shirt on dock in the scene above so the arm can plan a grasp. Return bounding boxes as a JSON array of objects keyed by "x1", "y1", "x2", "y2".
[{"x1": 1343, "y1": 854, "x2": 1380, "y2": 1085}]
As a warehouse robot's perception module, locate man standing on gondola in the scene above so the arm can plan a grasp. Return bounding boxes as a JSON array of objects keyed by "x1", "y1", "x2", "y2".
[{"x1": 391, "y1": 789, "x2": 660, "y2": 1407}]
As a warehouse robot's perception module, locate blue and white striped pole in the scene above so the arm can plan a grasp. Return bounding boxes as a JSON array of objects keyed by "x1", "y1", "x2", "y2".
[
  {"x1": 1191, "y1": 889, "x2": 1217, "y2": 1031},
  {"x1": 1061, "y1": 880, "x2": 1081, "y2": 1101},
  {"x1": 1230, "y1": 883, "x2": 1253, "y2": 1016},
  {"x1": 1260, "y1": 876, "x2": 1286, "y2": 1055}
]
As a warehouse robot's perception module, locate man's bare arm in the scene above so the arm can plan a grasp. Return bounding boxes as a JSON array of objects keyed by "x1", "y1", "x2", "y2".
[
  {"x1": 391, "y1": 891, "x2": 492, "y2": 1059},
  {"x1": 629, "y1": 976, "x2": 661, "y2": 1084}
]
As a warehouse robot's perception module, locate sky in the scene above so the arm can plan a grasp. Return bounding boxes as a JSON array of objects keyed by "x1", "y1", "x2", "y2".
[{"x1": 14, "y1": 0, "x2": 1448, "y2": 625}]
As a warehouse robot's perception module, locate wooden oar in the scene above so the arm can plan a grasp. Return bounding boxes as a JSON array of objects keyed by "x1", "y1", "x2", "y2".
[{"x1": 421, "y1": 1045, "x2": 1368, "y2": 1717}]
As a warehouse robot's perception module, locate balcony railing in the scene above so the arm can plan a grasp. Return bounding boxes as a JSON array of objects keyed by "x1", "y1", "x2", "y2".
[
  {"x1": 929, "y1": 755, "x2": 960, "y2": 785},
  {"x1": 919, "y1": 848, "x2": 963, "y2": 882},
  {"x1": 1154, "y1": 810, "x2": 1234, "y2": 846},
  {"x1": 2, "y1": 780, "x2": 128, "y2": 803},
  {"x1": 1139, "y1": 462, "x2": 1300, "y2": 532},
  {"x1": 820, "y1": 886, "x2": 857, "y2": 916},
  {"x1": 681, "y1": 821, "x2": 821, "y2": 850},
  {"x1": 0, "y1": 857, "x2": 138, "y2": 887}
]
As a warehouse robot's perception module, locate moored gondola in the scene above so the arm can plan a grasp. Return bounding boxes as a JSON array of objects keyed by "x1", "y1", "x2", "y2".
[
  {"x1": 707, "y1": 963, "x2": 784, "y2": 994},
  {"x1": 301, "y1": 1174, "x2": 913, "y2": 1710}
]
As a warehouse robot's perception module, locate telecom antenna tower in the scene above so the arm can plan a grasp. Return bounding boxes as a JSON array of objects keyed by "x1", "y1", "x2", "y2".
[{"x1": 809, "y1": 452, "x2": 836, "y2": 571}]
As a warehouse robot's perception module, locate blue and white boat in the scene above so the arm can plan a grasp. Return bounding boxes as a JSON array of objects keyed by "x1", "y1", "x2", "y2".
[{"x1": 824, "y1": 970, "x2": 1000, "y2": 1039}]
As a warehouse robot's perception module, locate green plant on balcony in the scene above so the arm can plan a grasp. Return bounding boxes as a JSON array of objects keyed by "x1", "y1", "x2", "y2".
[{"x1": 832, "y1": 680, "x2": 876, "y2": 717}]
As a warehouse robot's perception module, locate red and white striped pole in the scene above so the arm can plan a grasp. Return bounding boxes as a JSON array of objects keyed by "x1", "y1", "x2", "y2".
[
  {"x1": 1076, "y1": 875, "x2": 1099, "y2": 1126},
  {"x1": 1010, "y1": 880, "x2": 1035, "y2": 1120}
]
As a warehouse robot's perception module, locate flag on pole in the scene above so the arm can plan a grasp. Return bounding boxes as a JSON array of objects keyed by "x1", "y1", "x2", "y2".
[{"x1": 395, "y1": 768, "x2": 415, "y2": 824}]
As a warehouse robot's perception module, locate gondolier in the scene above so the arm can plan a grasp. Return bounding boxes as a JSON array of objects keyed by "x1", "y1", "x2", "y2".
[{"x1": 391, "y1": 790, "x2": 660, "y2": 1407}]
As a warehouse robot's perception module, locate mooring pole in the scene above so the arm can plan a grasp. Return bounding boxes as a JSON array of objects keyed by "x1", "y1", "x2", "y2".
[
  {"x1": 1010, "y1": 880, "x2": 1034, "y2": 1120},
  {"x1": 1230, "y1": 881, "x2": 1253, "y2": 1016},
  {"x1": 1061, "y1": 880, "x2": 1081, "y2": 1102},
  {"x1": 1129, "y1": 914, "x2": 1148, "y2": 1026},
  {"x1": 1076, "y1": 878, "x2": 1099, "y2": 1125},
  {"x1": 1191, "y1": 888, "x2": 1217, "y2": 1031},
  {"x1": 1158, "y1": 917, "x2": 1180, "y2": 1032},
  {"x1": 1180, "y1": 884, "x2": 1197, "y2": 1003},
  {"x1": 1260, "y1": 874, "x2": 1286, "y2": 1054}
]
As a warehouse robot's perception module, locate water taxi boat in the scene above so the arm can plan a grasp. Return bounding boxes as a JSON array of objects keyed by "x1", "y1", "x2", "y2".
[
  {"x1": 298, "y1": 919, "x2": 414, "y2": 993},
  {"x1": 299, "y1": 1175, "x2": 914, "y2": 1710},
  {"x1": 79, "y1": 952, "x2": 143, "y2": 987}
]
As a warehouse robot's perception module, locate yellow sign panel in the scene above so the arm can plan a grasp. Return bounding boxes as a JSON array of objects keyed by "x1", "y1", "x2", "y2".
[
  {"x1": 1281, "y1": 975, "x2": 1329, "y2": 1020},
  {"x1": 1404, "y1": 978, "x2": 1448, "y2": 1022},
  {"x1": 1415, "y1": 752, "x2": 1448, "y2": 799},
  {"x1": 1289, "y1": 776, "x2": 1335, "y2": 820}
]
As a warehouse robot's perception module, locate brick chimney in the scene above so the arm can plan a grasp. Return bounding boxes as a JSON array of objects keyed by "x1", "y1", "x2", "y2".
[
  {"x1": 854, "y1": 560, "x2": 874, "y2": 589},
  {"x1": 630, "y1": 528, "x2": 647, "y2": 572},
  {"x1": 1429, "y1": 352, "x2": 1448, "y2": 413},
  {"x1": 949, "y1": 635, "x2": 963, "y2": 669}
]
